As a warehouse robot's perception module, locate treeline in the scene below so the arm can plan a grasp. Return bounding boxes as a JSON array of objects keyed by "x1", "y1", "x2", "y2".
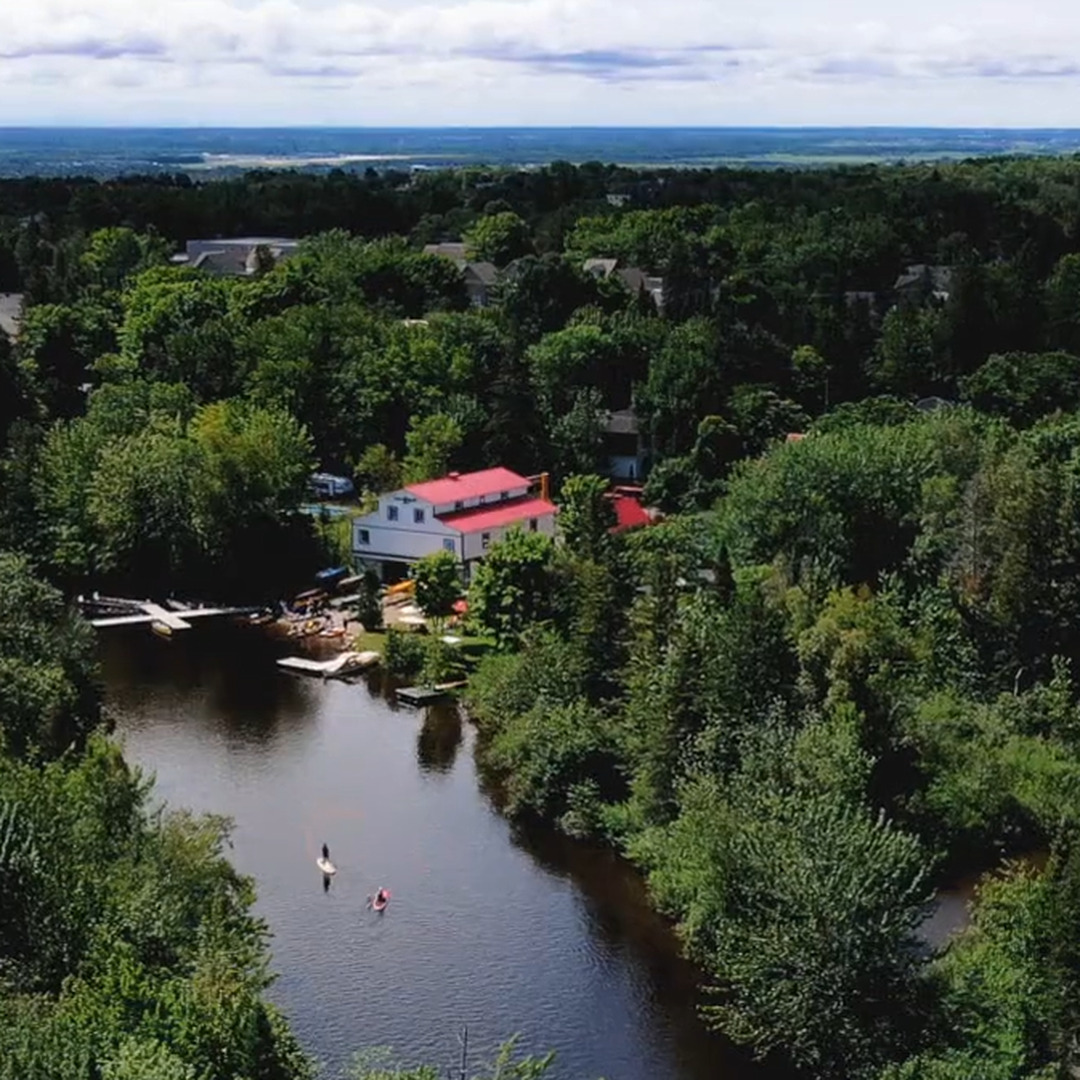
[
  {"x1": 463, "y1": 407, "x2": 1080, "y2": 1078},
  {"x1": 0, "y1": 552, "x2": 314, "y2": 1080},
  {"x1": 13, "y1": 158, "x2": 1080, "y2": 597}
]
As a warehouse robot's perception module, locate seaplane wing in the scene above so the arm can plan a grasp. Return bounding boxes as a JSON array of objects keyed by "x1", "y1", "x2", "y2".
[{"x1": 89, "y1": 614, "x2": 158, "y2": 628}]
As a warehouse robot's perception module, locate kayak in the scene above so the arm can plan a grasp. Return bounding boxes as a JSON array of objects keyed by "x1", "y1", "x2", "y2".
[
  {"x1": 371, "y1": 891, "x2": 390, "y2": 911},
  {"x1": 316, "y1": 857, "x2": 337, "y2": 876}
]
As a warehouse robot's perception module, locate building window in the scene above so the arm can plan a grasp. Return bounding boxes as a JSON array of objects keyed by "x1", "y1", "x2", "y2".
[
  {"x1": 443, "y1": 539, "x2": 455, "y2": 553},
  {"x1": 454, "y1": 500, "x2": 464, "y2": 511},
  {"x1": 414, "y1": 508, "x2": 425, "y2": 524},
  {"x1": 500, "y1": 491, "x2": 508, "y2": 501},
  {"x1": 386, "y1": 505, "x2": 399, "y2": 522},
  {"x1": 481, "y1": 532, "x2": 491, "y2": 550},
  {"x1": 357, "y1": 529, "x2": 370, "y2": 546},
  {"x1": 529, "y1": 518, "x2": 538, "y2": 532}
]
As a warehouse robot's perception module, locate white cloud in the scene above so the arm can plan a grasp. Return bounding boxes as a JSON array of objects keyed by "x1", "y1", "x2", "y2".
[{"x1": 4, "y1": 0, "x2": 1080, "y2": 124}]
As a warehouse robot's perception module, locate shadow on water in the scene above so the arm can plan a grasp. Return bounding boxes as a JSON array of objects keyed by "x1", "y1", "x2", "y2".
[
  {"x1": 416, "y1": 704, "x2": 463, "y2": 774},
  {"x1": 508, "y1": 823, "x2": 794, "y2": 1080},
  {"x1": 99, "y1": 623, "x2": 314, "y2": 747},
  {"x1": 921, "y1": 850, "x2": 1050, "y2": 952}
]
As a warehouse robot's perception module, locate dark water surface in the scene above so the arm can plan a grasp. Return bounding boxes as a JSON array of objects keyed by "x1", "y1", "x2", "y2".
[{"x1": 100, "y1": 623, "x2": 770, "y2": 1080}]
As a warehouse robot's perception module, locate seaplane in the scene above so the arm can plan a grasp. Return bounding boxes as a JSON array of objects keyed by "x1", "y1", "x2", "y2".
[{"x1": 77, "y1": 594, "x2": 261, "y2": 636}]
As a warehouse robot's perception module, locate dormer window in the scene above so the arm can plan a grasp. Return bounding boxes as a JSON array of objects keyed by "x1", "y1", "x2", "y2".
[
  {"x1": 414, "y1": 508, "x2": 426, "y2": 524},
  {"x1": 454, "y1": 501, "x2": 464, "y2": 511},
  {"x1": 386, "y1": 505, "x2": 399, "y2": 522},
  {"x1": 500, "y1": 491, "x2": 508, "y2": 501}
]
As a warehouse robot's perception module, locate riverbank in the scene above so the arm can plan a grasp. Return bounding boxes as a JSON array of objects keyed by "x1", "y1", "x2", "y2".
[{"x1": 99, "y1": 621, "x2": 764, "y2": 1080}]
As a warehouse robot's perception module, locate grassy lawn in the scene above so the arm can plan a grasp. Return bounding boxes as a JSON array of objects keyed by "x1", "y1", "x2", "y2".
[
  {"x1": 349, "y1": 629, "x2": 390, "y2": 655},
  {"x1": 348, "y1": 628, "x2": 496, "y2": 669}
]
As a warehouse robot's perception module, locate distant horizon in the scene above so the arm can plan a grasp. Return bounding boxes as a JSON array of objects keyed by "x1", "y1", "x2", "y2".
[
  {"x1": 5, "y1": 123, "x2": 1080, "y2": 132},
  {"x1": 3, "y1": 127, "x2": 1079, "y2": 179}
]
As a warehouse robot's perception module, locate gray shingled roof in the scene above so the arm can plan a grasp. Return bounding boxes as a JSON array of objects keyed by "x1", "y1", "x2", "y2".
[{"x1": 0, "y1": 293, "x2": 24, "y2": 340}]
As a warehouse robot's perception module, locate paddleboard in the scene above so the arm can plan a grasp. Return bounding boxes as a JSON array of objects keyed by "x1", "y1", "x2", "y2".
[
  {"x1": 371, "y1": 890, "x2": 390, "y2": 911},
  {"x1": 317, "y1": 857, "x2": 337, "y2": 876}
]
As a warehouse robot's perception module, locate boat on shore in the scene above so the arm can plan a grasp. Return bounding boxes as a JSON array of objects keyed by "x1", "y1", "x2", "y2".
[{"x1": 277, "y1": 650, "x2": 380, "y2": 679}]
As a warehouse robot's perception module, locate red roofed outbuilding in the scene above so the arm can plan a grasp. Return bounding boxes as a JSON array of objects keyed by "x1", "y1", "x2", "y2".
[{"x1": 609, "y1": 492, "x2": 651, "y2": 533}]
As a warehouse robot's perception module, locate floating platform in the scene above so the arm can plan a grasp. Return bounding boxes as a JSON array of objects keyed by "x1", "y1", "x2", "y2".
[
  {"x1": 396, "y1": 681, "x2": 467, "y2": 707},
  {"x1": 277, "y1": 651, "x2": 380, "y2": 678}
]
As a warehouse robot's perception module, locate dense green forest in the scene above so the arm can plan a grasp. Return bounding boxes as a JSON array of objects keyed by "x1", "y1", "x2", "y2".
[{"x1": 8, "y1": 156, "x2": 1080, "y2": 1077}]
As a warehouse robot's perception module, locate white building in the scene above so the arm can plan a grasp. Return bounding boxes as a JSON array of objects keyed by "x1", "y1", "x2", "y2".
[{"x1": 351, "y1": 467, "x2": 557, "y2": 580}]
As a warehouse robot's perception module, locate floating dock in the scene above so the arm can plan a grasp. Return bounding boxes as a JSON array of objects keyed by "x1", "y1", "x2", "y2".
[
  {"x1": 396, "y1": 681, "x2": 467, "y2": 707},
  {"x1": 276, "y1": 650, "x2": 380, "y2": 678}
]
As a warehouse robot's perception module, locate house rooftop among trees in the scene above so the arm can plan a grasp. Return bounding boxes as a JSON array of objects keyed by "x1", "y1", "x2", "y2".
[
  {"x1": 583, "y1": 257, "x2": 665, "y2": 311},
  {"x1": 171, "y1": 237, "x2": 301, "y2": 276}
]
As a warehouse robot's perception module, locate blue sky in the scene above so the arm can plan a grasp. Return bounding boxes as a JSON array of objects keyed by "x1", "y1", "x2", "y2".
[{"x1": 5, "y1": 0, "x2": 1080, "y2": 126}]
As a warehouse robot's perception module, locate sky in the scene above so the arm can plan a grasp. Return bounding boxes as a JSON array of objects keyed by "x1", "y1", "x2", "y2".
[{"x1": 5, "y1": 0, "x2": 1080, "y2": 127}]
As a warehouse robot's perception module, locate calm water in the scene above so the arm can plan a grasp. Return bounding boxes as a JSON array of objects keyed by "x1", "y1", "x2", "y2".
[{"x1": 99, "y1": 623, "x2": 774, "y2": 1080}]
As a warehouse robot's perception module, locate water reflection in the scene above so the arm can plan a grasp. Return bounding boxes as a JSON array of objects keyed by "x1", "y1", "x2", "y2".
[
  {"x1": 512, "y1": 823, "x2": 793, "y2": 1080},
  {"x1": 416, "y1": 705, "x2": 463, "y2": 774},
  {"x1": 102, "y1": 623, "x2": 777, "y2": 1080},
  {"x1": 100, "y1": 624, "x2": 314, "y2": 748}
]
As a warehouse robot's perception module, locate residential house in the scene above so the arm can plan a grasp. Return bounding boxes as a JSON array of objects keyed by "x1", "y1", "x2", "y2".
[
  {"x1": 0, "y1": 293, "x2": 24, "y2": 341},
  {"x1": 893, "y1": 264, "x2": 954, "y2": 304},
  {"x1": 351, "y1": 467, "x2": 557, "y2": 580},
  {"x1": 602, "y1": 408, "x2": 650, "y2": 481},
  {"x1": 422, "y1": 242, "x2": 468, "y2": 262},
  {"x1": 583, "y1": 258, "x2": 666, "y2": 312},
  {"x1": 461, "y1": 261, "x2": 499, "y2": 307},
  {"x1": 843, "y1": 289, "x2": 884, "y2": 321},
  {"x1": 171, "y1": 237, "x2": 301, "y2": 277},
  {"x1": 423, "y1": 242, "x2": 499, "y2": 307}
]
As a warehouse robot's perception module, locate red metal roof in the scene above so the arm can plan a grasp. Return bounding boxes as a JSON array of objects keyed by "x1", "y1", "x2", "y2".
[
  {"x1": 438, "y1": 497, "x2": 557, "y2": 535},
  {"x1": 610, "y1": 493, "x2": 651, "y2": 533},
  {"x1": 406, "y1": 467, "x2": 530, "y2": 506}
]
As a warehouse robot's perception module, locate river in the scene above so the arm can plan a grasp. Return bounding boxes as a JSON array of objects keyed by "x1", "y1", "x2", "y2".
[{"x1": 100, "y1": 622, "x2": 780, "y2": 1080}]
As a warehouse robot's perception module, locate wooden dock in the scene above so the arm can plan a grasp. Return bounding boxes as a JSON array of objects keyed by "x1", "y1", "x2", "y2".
[{"x1": 277, "y1": 651, "x2": 380, "y2": 678}]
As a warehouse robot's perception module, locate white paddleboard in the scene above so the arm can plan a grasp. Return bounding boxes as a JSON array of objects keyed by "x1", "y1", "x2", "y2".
[{"x1": 317, "y1": 857, "x2": 337, "y2": 876}]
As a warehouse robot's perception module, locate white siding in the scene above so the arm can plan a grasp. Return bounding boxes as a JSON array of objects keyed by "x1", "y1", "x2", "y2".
[
  {"x1": 461, "y1": 512, "x2": 556, "y2": 562},
  {"x1": 352, "y1": 493, "x2": 461, "y2": 564}
]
